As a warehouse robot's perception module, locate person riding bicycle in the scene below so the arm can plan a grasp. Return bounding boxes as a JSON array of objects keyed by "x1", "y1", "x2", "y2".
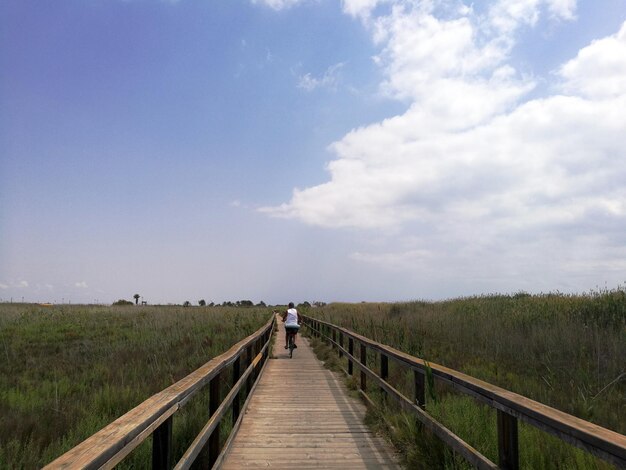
[{"x1": 281, "y1": 302, "x2": 300, "y2": 350}]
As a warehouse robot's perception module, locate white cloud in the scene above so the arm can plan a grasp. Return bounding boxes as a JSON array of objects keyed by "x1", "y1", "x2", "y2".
[
  {"x1": 341, "y1": 0, "x2": 386, "y2": 19},
  {"x1": 488, "y1": 0, "x2": 576, "y2": 35},
  {"x1": 264, "y1": 1, "x2": 610, "y2": 227},
  {"x1": 75, "y1": 281, "x2": 88, "y2": 289},
  {"x1": 559, "y1": 22, "x2": 626, "y2": 99},
  {"x1": 298, "y1": 62, "x2": 346, "y2": 92},
  {"x1": 265, "y1": 90, "x2": 626, "y2": 230},
  {"x1": 546, "y1": 0, "x2": 577, "y2": 20},
  {"x1": 262, "y1": 1, "x2": 626, "y2": 284},
  {"x1": 0, "y1": 280, "x2": 30, "y2": 289},
  {"x1": 251, "y1": 0, "x2": 306, "y2": 10}
]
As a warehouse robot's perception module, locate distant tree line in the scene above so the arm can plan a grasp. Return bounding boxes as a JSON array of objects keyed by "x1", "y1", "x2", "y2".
[
  {"x1": 184, "y1": 300, "x2": 326, "y2": 308},
  {"x1": 189, "y1": 300, "x2": 267, "y2": 308},
  {"x1": 113, "y1": 297, "x2": 327, "y2": 308}
]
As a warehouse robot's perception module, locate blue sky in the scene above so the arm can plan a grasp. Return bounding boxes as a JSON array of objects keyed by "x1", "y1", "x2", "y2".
[{"x1": 1, "y1": 0, "x2": 625, "y2": 305}]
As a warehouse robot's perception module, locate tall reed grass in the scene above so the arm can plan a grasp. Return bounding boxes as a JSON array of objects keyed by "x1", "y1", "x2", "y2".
[
  {"x1": 0, "y1": 304, "x2": 269, "y2": 468},
  {"x1": 306, "y1": 288, "x2": 625, "y2": 469}
]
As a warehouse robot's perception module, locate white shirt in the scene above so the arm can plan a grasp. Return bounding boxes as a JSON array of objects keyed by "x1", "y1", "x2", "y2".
[{"x1": 285, "y1": 308, "x2": 299, "y2": 327}]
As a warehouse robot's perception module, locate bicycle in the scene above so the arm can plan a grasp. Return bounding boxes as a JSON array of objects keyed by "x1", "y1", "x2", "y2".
[
  {"x1": 288, "y1": 332, "x2": 295, "y2": 358},
  {"x1": 276, "y1": 307, "x2": 300, "y2": 358}
]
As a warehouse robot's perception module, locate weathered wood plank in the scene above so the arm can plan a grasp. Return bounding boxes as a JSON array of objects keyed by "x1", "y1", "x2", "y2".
[
  {"x1": 218, "y1": 330, "x2": 400, "y2": 469},
  {"x1": 222, "y1": 462, "x2": 399, "y2": 469}
]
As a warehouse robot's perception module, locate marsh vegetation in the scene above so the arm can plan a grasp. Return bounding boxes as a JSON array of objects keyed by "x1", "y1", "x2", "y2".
[
  {"x1": 307, "y1": 289, "x2": 625, "y2": 469},
  {"x1": 1, "y1": 289, "x2": 623, "y2": 469},
  {"x1": 0, "y1": 304, "x2": 269, "y2": 468}
]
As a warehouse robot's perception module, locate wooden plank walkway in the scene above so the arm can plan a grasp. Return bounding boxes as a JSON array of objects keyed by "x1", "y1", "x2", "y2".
[{"x1": 219, "y1": 324, "x2": 401, "y2": 469}]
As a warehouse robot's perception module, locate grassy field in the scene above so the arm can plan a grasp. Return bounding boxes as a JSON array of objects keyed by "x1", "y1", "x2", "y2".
[
  {"x1": 0, "y1": 303, "x2": 270, "y2": 468},
  {"x1": 2, "y1": 292, "x2": 623, "y2": 469},
  {"x1": 305, "y1": 288, "x2": 625, "y2": 469}
]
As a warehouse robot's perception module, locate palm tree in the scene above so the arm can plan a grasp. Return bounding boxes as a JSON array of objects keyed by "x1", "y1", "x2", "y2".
[{"x1": 134, "y1": 294, "x2": 140, "y2": 305}]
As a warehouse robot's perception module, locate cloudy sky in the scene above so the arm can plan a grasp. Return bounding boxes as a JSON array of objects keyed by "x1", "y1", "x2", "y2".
[{"x1": 1, "y1": 0, "x2": 625, "y2": 305}]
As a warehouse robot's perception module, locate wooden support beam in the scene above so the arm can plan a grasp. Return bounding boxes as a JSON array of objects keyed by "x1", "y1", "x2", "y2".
[
  {"x1": 338, "y1": 332, "x2": 344, "y2": 359},
  {"x1": 380, "y1": 353, "x2": 388, "y2": 400},
  {"x1": 348, "y1": 338, "x2": 354, "y2": 375},
  {"x1": 497, "y1": 410, "x2": 519, "y2": 470},
  {"x1": 360, "y1": 343, "x2": 367, "y2": 392},
  {"x1": 208, "y1": 372, "x2": 221, "y2": 468},
  {"x1": 232, "y1": 357, "x2": 241, "y2": 424},
  {"x1": 245, "y1": 345, "x2": 253, "y2": 398},
  {"x1": 152, "y1": 416, "x2": 172, "y2": 470},
  {"x1": 414, "y1": 369, "x2": 426, "y2": 409}
]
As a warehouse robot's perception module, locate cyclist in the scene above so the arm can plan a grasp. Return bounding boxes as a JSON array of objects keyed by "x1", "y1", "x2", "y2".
[{"x1": 281, "y1": 302, "x2": 300, "y2": 350}]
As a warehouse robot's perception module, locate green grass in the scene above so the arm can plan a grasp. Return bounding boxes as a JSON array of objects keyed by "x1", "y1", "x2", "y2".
[
  {"x1": 304, "y1": 288, "x2": 625, "y2": 469},
  {"x1": 0, "y1": 303, "x2": 270, "y2": 468}
]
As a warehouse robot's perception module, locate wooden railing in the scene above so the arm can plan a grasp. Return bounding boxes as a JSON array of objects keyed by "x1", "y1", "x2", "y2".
[
  {"x1": 45, "y1": 315, "x2": 275, "y2": 469},
  {"x1": 302, "y1": 315, "x2": 626, "y2": 470}
]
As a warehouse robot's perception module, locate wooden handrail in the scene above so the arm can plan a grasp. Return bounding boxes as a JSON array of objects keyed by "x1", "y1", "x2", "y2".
[
  {"x1": 302, "y1": 315, "x2": 626, "y2": 469},
  {"x1": 45, "y1": 315, "x2": 275, "y2": 469}
]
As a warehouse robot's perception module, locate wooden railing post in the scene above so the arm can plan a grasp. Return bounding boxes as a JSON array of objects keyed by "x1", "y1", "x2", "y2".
[
  {"x1": 232, "y1": 355, "x2": 241, "y2": 424},
  {"x1": 497, "y1": 410, "x2": 519, "y2": 470},
  {"x1": 152, "y1": 415, "x2": 172, "y2": 470},
  {"x1": 414, "y1": 369, "x2": 426, "y2": 409},
  {"x1": 253, "y1": 338, "x2": 261, "y2": 381},
  {"x1": 245, "y1": 344, "x2": 253, "y2": 397},
  {"x1": 208, "y1": 372, "x2": 221, "y2": 468},
  {"x1": 360, "y1": 343, "x2": 367, "y2": 391},
  {"x1": 348, "y1": 338, "x2": 354, "y2": 375},
  {"x1": 332, "y1": 329, "x2": 336, "y2": 352},
  {"x1": 380, "y1": 353, "x2": 388, "y2": 401},
  {"x1": 262, "y1": 330, "x2": 269, "y2": 362},
  {"x1": 338, "y1": 332, "x2": 344, "y2": 359}
]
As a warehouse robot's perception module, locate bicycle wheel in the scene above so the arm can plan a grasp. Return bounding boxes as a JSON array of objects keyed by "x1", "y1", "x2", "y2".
[{"x1": 289, "y1": 335, "x2": 294, "y2": 358}]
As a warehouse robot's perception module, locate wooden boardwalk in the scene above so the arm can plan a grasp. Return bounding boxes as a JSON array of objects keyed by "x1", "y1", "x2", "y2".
[{"x1": 219, "y1": 325, "x2": 400, "y2": 469}]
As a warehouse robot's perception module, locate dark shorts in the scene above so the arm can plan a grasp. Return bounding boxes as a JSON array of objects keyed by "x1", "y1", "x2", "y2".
[{"x1": 285, "y1": 325, "x2": 300, "y2": 334}]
